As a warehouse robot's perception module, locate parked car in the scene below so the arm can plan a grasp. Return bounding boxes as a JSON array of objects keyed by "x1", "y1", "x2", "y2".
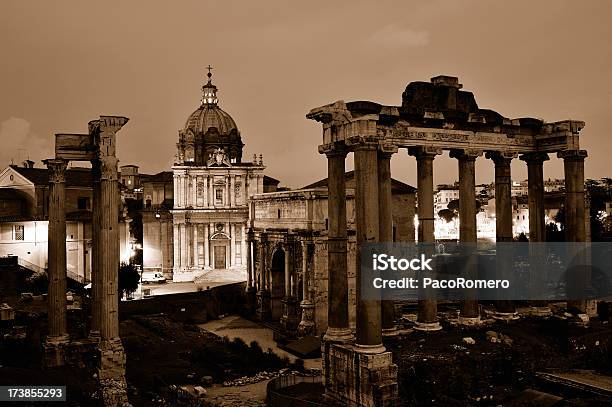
[{"x1": 141, "y1": 271, "x2": 166, "y2": 284}]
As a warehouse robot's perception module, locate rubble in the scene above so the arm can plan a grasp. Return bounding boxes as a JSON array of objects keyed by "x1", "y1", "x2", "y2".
[{"x1": 462, "y1": 337, "x2": 476, "y2": 345}]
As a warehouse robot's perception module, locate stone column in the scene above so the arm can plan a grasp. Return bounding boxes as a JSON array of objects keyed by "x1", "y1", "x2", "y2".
[
  {"x1": 192, "y1": 223, "x2": 198, "y2": 267},
  {"x1": 451, "y1": 149, "x2": 482, "y2": 323},
  {"x1": 559, "y1": 150, "x2": 589, "y2": 313},
  {"x1": 180, "y1": 223, "x2": 187, "y2": 269},
  {"x1": 378, "y1": 146, "x2": 399, "y2": 337},
  {"x1": 487, "y1": 151, "x2": 518, "y2": 318},
  {"x1": 173, "y1": 223, "x2": 180, "y2": 273},
  {"x1": 409, "y1": 147, "x2": 442, "y2": 331},
  {"x1": 246, "y1": 233, "x2": 253, "y2": 289},
  {"x1": 520, "y1": 152, "x2": 551, "y2": 315},
  {"x1": 298, "y1": 240, "x2": 315, "y2": 336},
  {"x1": 94, "y1": 116, "x2": 128, "y2": 384},
  {"x1": 354, "y1": 139, "x2": 384, "y2": 353},
  {"x1": 320, "y1": 144, "x2": 353, "y2": 342},
  {"x1": 230, "y1": 174, "x2": 236, "y2": 207},
  {"x1": 282, "y1": 238, "x2": 298, "y2": 332},
  {"x1": 284, "y1": 240, "x2": 292, "y2": 298},
  {"x1": 44, "y1": 158, "x2": 69, "y2": 367},
  {"x1": 204, "y1": 224, "x2": 210, "y2": 268},
  {"x1": 89, "y1": 159, "x2": 102, "y2": 338},
  {"x1": 256, "y1": 235, "x2": 271, "y2": 320}
]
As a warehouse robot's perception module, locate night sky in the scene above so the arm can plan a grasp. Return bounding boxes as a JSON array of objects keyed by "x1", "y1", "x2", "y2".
[{"x1": 1, "y1": 0, "x2": 611, "y2": 188}]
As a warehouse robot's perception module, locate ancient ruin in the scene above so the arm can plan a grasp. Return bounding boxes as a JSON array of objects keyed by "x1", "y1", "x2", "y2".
[
  {"x1": 306, "y1": 75, "x2": 589, "y2": 406},
  {"x1": 44, "y1": 116, "x2": 130, "y2": 405}
]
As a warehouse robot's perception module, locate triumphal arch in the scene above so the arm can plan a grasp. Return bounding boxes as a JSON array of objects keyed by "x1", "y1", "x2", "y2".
[{"x1": 307, "y1": 75, "x2": 588, "y2": 406}]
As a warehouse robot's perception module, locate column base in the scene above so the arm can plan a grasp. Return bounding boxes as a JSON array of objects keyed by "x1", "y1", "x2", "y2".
[
  {"x1": 456, "y1": 316, "x2": 484, "y2": 327},
  {"x1": 324, "y1": 342, "x2": 398, "y2": 407},
  {"x1": 297, "y1": 300, "x2": 316, "y2": 337},
  {"x1": 323, "y1": 327, "x2": 354, "y2": 343},
  {"x1": 354, "y1": 343, "x2": 387, "y2": 354},
  {"x1": 43, "y1": 334, "x2": 70, "y2": 368},
  {"x1": 413, "y1": 321, "x2": 443, "y2": 332},
  {"x1": 88, "y1": 330, "x2": 101, "y2": 343},
  {"x1": 280, "y1": 297, "x2": 300, "y2": 334},
  {"x1": 382, "y1": 326, "x2": 401, "y2": 337},
  {"x1": 492, "y1": 312, "x2": 520, "y2": 322},
  {"x1": 98, "y1": 337, "x2": 126, "y2": 381},
  {"x1": 529, "y1": 306, "x2": 552, "y2": 317}
]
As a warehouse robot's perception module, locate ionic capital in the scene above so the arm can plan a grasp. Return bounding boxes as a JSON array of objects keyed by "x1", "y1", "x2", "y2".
[
  {"x1": 485, "y1": 151, "x2": 517, "y2": 166},
  {"x1": 318, "y1": 142, "x2": 348, "y2": 158},
  {"x1": 346, "y1": 135, "x2": 379, "y2": 151},
  {"x1": 44, "y1": 159, "x2": 68, "y2": 183},
  {"x1": 449, "y1": 148, "x2": 483, "y2": 161},
  {"x1": 378, "y1": 143, "x2": 398, "y2": 158},
  {"x1": 408, "y1": 146, "x2": 442, "y2": 160},
  {"x1": 519, "y1": 152, "x2": 549, "y2": 164},
  {"x1": 557, "y1": 149, "x2": 587, "y2": 162}
]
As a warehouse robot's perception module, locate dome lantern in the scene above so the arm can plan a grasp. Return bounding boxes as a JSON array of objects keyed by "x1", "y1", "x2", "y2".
[{"x1": 201, "y1": 65, "x2": 219, "y2": 106}]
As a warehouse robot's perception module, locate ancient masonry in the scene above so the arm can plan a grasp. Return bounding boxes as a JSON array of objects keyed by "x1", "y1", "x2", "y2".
[
  {"x1": 43, "y1": 116, "x2": 130, "y2": 406},
  {"x1": 305, "y1": 75, "x2": 589, "y2": 406}
]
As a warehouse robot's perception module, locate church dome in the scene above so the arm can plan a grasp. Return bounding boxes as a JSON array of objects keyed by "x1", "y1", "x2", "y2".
[
  {"x1": 176, "y1": 66, "x2": 244, "y2": 166},
  {"x1": 184, "y1": 105, "x2": 237, "y2": 135}
]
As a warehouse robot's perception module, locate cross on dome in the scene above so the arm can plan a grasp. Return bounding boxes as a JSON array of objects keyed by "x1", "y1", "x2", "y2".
[{"x1": 201, "y1": 64, "x2": 218, "y2": 106}]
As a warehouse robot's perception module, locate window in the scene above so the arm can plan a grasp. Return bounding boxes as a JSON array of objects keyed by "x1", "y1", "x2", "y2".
[
  {"x1": 77, "y1": 197, "x2": 90, "y2": 210},
  {"x1": 215, "y1": 188, "x2": 223, "y2": 203},
  {"x1": 13, "y1": 225, "x2": 24, "y2": 241}
]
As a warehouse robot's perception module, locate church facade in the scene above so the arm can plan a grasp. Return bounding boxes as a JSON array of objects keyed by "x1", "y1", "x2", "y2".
[{"x1": 169, "y1": 70, "x2": 276, "y2": 282}]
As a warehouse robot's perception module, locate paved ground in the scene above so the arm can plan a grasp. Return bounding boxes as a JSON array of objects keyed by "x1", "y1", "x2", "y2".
[{"x1": 199, "y1": 315, "x2": 322, "y2": 370}]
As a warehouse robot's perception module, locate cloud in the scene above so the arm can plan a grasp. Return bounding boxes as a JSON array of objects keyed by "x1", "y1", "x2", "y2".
[
  {"x1": 367, "y1": 24, "x2": 430, "y2": 48},
  {"x1": 0, "y1": 117, "x2": 53, "y2": 168}
]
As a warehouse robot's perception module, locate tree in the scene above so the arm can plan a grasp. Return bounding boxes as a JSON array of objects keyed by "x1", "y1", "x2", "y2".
[
  {"x1": 438, "y1": 208, "x2": 456, "y2": 223},
  {"x1": 118, "y1": 262, "x2": 140, "y2": 298}
]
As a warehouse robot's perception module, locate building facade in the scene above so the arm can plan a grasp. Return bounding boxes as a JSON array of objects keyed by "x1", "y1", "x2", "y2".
[
  {"x1": 0, "y1": 162, "x2": 130, "y2": 282},
  {"x1": 156, "y1": 71, "x2": 278, "y2": 282}
]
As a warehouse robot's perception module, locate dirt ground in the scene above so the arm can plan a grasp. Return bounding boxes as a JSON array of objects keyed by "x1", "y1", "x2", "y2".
[{"x1": 391, "y1": 317, "x2": 612, "y2": 406}]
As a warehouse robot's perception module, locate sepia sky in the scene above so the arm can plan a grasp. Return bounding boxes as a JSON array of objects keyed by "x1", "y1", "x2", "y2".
[{"x1": 1, "y1": 0, "x2": 611, "y2": 188}]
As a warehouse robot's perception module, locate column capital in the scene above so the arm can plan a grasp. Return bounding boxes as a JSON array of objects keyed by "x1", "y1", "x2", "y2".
[
  {"x1": 408, "y1": 146, "x2": 442, "y2": 160},
  {"x1": 557, "y1": 149, "x2": 587, "y2": 161},
  {"x1": 485, "y1": 151, "x2": 516, "y2": 166},
  {"x1": 449, "y1": 148, "x2": 483, "y2": 161},
  {"x1": 318, "y1": 142, "x2": 348, "y2": 158},
  {"x1": 378, "y1": 143, "x2": 398, "y2": 158},
  {"x1": 345, "y1": 135, "x2": 379, "y2": 150},
  {"x1": 519, "y1": 152, "x2": 549, "y2": 164},
  {"x1": 43, "y1": 159, "x2": 68, "y2": 183}
]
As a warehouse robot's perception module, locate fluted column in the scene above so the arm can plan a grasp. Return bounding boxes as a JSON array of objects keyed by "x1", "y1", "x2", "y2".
[
  {"x1": 246, "y1": 232, "x2": 253, "y2": 290},
  {"x1": 487, "y1": 151, "x2": 518, "y2": 317},
  {"x1": 451, "y1": 149, "x2": 482, "y2": 322},
  {"x1": 90, "y1": 159, "x2": 102, "y2": 338},
  {"x1": 45, "y1": 158, "x2": 69, "y2": 345},
  {"x1": 559, "y1": 150, "x2": 588, "y2": 313},
  {"x1": 92, "y1": 115, "x2": 128, "y2": 381},
  {"x1": 298, "y1": 240, "x2": 315, "y2": 336},
  {"x1": 320, "y1": 143, "x2": 352, "y2": 342},
  {"x1": 354, "y1": 139, "x2": 384, "y2": 353},
  {"x1": 409, "y1": 146, "x2": 442, "y2": 331},
  {"x1": 378, "y1": 146, "x2": 399, "y2": 337},
  {"x1": 284, "y1": 240, "x2": 292, "y2": 298},
  {"x1": 204, "y1": 224, "x2": 210, "y2": 267}
]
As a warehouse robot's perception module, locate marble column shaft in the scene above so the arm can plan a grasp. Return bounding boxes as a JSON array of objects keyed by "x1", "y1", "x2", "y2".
[
  {"x1": 323, "y1": 145, "x2": 352, "y2": 341},
  {"x1": 90, "y1": 159, "x2": 102, "y2": 337},
  {"x1": 284, "y1": 241, "x2": 292, "y2": 297},
  {"x1": 378, "y1": 150, "x2": 396, "y2": 333},
  {"x1": 451, "y1": 149, "x2": 480, "y2": 319},
  {"x1": 354, "y1": 141, "x2": 383, "y2": 350},
  {"x1": 487, "y1": 152, "x2": 516, "y2": 314},
  {"x1": 46, "y1": 159, "x2": 69, "y2": 342},
  {"x1": 99, "y1": 156, "x2": 120, "y2": 341},
  {"x1": 559, "y1": 150, "x2": 588, "y2": 312},
  {"x1": 411, "y1": 147, "x2": 440, "y2": 325}
]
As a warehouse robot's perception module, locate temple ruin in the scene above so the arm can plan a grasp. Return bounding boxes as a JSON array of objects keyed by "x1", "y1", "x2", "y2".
[{"x1": 305, "y1": 75, "x2": 589, "y2": 406}]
